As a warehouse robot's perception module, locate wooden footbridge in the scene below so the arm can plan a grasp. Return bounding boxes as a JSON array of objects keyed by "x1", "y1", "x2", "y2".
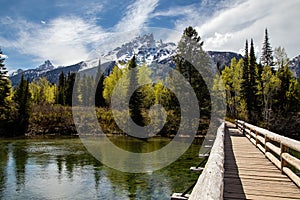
[{"x1": 172, "y1": 120, "x2": 300, "y2": 200}]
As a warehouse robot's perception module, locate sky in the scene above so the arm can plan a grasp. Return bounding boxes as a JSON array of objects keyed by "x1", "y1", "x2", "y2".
[{"x1": 0, "y1": 0, "x2": 300, "y2": 72}]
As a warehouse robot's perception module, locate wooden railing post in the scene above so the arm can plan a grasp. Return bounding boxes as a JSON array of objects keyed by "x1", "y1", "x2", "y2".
[
  {"x1": 264, "y1": 135, "x2": 269, "y2": 154},
  {"x1": 235, "y1": 118, "x2": 300, "y2": 188},
  {"x1": 280, "y1": 143, "x2": 288, "y2": 174},
  {"x1": 255, "y1": 130, "x2": 258, "y2": 147}
]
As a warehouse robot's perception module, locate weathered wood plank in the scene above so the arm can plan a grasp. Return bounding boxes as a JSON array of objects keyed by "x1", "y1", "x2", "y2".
[
  {"x1": 224, "y1": 122, "x2": 300, "y2": 199},
  {"x1": 189, "y1": 123, "x2": 225, "y2": 200}
]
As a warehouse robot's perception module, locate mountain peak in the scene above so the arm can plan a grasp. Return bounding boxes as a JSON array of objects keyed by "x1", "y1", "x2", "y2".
[
  {"x1": 37, "y1": 60, "x2": 55, "y2": 71},
  {"x1": 107, "y1": 33, "x2": 176, "y2": 66}
]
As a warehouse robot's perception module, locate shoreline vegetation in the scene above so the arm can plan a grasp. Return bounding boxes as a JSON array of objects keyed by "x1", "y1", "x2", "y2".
[{"x1": 0, "y1": 27, "x2": 300, "y2": 140}]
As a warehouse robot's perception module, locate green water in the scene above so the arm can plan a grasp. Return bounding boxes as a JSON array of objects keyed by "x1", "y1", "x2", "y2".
[{"x1": 0, "y1": 137, "x2": 203, "y2": 200}]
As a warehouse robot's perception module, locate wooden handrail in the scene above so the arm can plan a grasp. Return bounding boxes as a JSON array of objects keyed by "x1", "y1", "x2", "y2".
[
  {"x1": 235, "y1": 119, "x2": 300, "y2": 187},
  {"x1": 189, "y1": 122, "x2": 225, "y2": 200}
]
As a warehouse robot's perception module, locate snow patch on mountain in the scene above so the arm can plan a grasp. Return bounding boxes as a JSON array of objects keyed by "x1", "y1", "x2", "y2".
[{"x1": 79, "y1": 33, "x2": 177, "y2": 71}]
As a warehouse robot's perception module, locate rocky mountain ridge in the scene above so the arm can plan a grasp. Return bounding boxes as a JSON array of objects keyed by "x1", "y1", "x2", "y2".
[{"x1": 10, "y1": 34, "x2": 248, "y2": 86}]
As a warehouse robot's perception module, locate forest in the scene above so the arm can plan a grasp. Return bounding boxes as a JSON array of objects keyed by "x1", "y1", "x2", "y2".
[{"x1": 0, "y1": 27, "x2": 299, "y2": 140}]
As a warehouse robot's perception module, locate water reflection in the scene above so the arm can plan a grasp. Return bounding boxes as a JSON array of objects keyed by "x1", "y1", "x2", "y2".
[
  {"x1": 12, "y1": 142, "x2": 28, "y2": 192},
  {"x1": 0, "y1": 143, "x2": 9, "y2": 199},
  {"x1": 0, "y1": 138, "x2": 201, "y2": 199}
]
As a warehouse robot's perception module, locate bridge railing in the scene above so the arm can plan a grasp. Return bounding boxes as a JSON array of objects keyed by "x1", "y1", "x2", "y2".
[
  {"x1": 236, "y1": 119, "x2": 300, "y2": 187},
  {"x1": 188, "y1": 122, "x2": 225, "y2": 200}
]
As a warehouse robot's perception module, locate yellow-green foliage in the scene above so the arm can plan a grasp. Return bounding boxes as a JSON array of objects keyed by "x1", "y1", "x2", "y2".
[
  {"x1": 103, "y1": 66, "x2": 124, "y2": 104},
  {"x1": 29, "y1": 78, "x2": 56, "y2": 104},
  {"x1": 214, "y1": 58, "x2": 244, "y2": 119}
]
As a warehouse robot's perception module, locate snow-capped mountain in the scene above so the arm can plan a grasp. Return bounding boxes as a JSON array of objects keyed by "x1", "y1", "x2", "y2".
[
  {"x1": 37, "y1": 60, "x2": 56, "y2": 71},
  {"x1": 10, "y1": 60, "x2": 56, "y2": 77},
  {"x1": 9, "y1": 33, "x2": 243, "y2": 86},
  {"x1": 290, "y1": 55, "x2": 300, "y2": 78},
  {"x1": 113, "y1": 33, "x2": 176, "y2": 66},
  {"x1": 79, "y1": 33, "x2": 176, "y2": 72}
]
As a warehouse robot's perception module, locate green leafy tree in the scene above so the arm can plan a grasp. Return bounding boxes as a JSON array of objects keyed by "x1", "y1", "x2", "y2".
[
  {"x1": 275, "y1": 64, "x2": 295, "y2": 115},
  {"x1": 29, "y1": 78, "x2": 56, "y2": 104},
  {"x1": 137, "y1": 63, "x2": 155, "y2": 110},
  {"x1": 218, "y1": 58, "x2": 243, "y2": 118},
  {"x1": 257, "y1": 66, "x2": 280, "y2": 127},
  {"x1": 103, "y1": 65, "x2": 124, "y2": 105},
  {"x1": 274, "y1": 46, "x2": 289, "y2": 71}
]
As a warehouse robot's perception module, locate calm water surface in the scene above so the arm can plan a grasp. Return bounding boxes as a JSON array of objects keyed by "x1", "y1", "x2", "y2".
[{"x1": 0, "y1": 137, "x2": 203, "y2": 200}]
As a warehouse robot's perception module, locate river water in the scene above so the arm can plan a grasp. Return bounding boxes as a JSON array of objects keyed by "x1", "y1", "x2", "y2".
[{"x1": 0, "y1": 137, "x2": 203, "y2": 200}]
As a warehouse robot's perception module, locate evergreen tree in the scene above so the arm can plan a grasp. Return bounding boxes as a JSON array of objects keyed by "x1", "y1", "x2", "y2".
[
  {"x1": 175, "y1": 26, "x2": 211, "y2": 112},
  {"x1": 57, "y1": 72, "x2": 66, "y2": 105},
  {"x1": 81, "y1": 74, "x2": 88, "y2": 105},
  {"x1": 0, "y1": 48, "x2": 12, "y2": 130},
  {"x1": 275, "y1": 65, "x2": 295, "y2": 115},
  {"x1": 249, "y1": 39, "x2": 259, "y2": 122},
  {"x1": 0, "y1": 48, "x2": 11, "y2": 110},
  {"x1": 95, "y1": 60, "x2": 107, "y2": 107},
  {"x1": 260, "y1": 28, "x2": 273, "y2": 67},
  {"x1": 65, "y1": 72, "x2": 76, "y2": 106},
  {"x1": 127, "y1": 55, "x2": 145, "y2": 126},
  {"x1": 14, "y1": 74, "x2": 31, "y2": 134},
  {"x1": 241, "y1": 40, "x2": 250, "y2": 120}
]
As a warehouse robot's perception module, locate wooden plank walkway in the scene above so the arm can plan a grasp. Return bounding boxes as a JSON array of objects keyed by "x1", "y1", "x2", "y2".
[{"x1": 224, "y1": 122, "x2": 300, "y2": 200}]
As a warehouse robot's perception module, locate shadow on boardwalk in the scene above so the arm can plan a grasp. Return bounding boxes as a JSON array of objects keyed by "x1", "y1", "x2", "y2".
[
  {"x1": 223, "y1": 122, "x2": 300, "y2": 200},
  {"x1": 224, "y1": 122, "x2": 246, "y2": 199}
]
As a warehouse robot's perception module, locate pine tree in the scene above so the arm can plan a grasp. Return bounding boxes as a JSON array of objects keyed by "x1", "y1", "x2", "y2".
[
  {"x1": 95, "y1": 60, "x2": 107, "y2": 107},
  {"x1": 249, "y1": 39, "x2": 259, "y2": 122},
  {"x1": 241, "y1": 40, "x2": 250, "y2": 120},
  {"x1": 175, "y1": 26, "x2": 211, "y2": 112},
  {"x1": 260, "y1": 28, "x2": 273, "y2": 66},
  {"x1": 0, "y1": 48, "x2": 11, "y2": 108},
  {"x1": 65, "y1": 72, "x2": 76, "y2": 106},
  {"x1": 127, "y1": 55, "x2": 144, "y2": 126},
  {"x1": 0, "y1": 48, "x2": 12, "y2": 128},
  {"x1": 57, "y1": 72, "x2": 66, "y2": 105},
  {"x1": 81, "y1": 74, "x2": 88, "y2": 105},
  {"x1": 276, "y1": 65, "x2": 294, "y2": 115},
  {"x1": 14, "y1": 74, "x2": 31, "y2": 134}
]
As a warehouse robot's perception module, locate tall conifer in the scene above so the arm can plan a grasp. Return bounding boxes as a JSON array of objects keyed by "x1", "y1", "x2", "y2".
[{"x1": 260, "y1": 28, "x2": 273, "y2": 66}]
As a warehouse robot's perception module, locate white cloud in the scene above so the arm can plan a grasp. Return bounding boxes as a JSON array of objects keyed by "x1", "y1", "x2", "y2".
[
  {"x1": 114, "y1": 0, "x2": 159, "y2": 32},
  {"x1": 0, "y1": 16, "x2": 105, "y2": 66},
  {"x1": 195, "y1": 0, "x2": 300, "y2": 57},
  {"x1": 0, "y1": 0, "x2": 160, "y2": 67},
  {"x1": 0, "y1": 16, "x2": 14, "y2": 25},
  {"x1": 152, "y1": 5, "x2": 195, "y2": 18},
  {"x1": 0, "y1": 54, "x2": 8, "y2": 59},
  {"x1": 205, "y1": 32, "x2": 232, "y2": 49}
]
